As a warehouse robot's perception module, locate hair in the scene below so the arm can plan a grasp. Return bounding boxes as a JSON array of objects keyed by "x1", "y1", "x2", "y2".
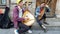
[{"x1": 18, "y1": 0, "x2": 23, "y2": 4}]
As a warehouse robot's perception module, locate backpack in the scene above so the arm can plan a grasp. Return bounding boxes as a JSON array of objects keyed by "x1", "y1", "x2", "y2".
[{"x1": 0, "y1": 7, "x2": 13, "y2": 29}]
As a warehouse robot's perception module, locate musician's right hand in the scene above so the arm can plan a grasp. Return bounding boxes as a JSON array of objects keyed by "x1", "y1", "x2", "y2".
[
  {"x1": 18, "y1": 18, "x2": 25, "y2": 21},
  {"x1": 38, "y1": 14, "x2": 41, "y2": 15},
  {"x1": 24, "y1": 17, "x2": 29, "y2": 20}
]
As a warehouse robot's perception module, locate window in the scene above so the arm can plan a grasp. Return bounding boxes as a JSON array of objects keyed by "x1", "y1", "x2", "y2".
[
  {"x1": 0, "y1": 0, "x2": 6, "y2": 5},
  {"x1": 0, "y1": 0, "x2": 6, "y2": 8}
]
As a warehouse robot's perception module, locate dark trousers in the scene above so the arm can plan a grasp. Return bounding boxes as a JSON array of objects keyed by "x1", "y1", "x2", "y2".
[
  {"x1": 36, "y1": 14, "x2": 46, "y2": 28},
  {"x1": 36, "y1": 17, "x2": 43, "y2": 27},
  {"x1": 41, "y1": 14, "x2": 46, "y2": 22},
  {"x1": 18, "y1": 21, "x2": 29, "y2": 34},
  {"x1": 29, "y1": 26, "x2": 32, "y2": 29}
]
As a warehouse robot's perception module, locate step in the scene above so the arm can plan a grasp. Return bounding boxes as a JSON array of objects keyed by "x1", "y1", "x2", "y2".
[
  {"x1": 33, "y1": 18, "x2": 60, "y2": 26},
  {"x1": 0, "y1": 28, "x2": 60, "y2": 34}
]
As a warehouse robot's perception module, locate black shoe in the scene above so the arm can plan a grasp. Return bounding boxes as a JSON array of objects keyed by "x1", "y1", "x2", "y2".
[
  {"x1": 44, "y1": 22, "x2": 49, "y2": 25},
  {"x1": 43, "y1": 28, "x2": 47, "y2": 33}
]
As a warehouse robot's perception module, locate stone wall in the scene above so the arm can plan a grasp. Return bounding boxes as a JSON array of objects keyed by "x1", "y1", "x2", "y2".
[{"x1": 56, "y1": 0, "x2": 60, "y2": 18}]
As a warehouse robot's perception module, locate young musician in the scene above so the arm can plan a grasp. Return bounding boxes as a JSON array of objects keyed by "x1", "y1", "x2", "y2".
[
  {"x1": 35, "y1": 2, "x2": 48, "y2": 32},
  {"x1": 13, "y1": 0, "x2": 30, "y2": 34}
]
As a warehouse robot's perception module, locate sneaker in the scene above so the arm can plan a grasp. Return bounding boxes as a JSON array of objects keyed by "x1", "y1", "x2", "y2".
[
  {"x1": 42, "y1": 25, "x2": 46, "y2": 29},
  {"x1": 27, "y1": 30, "x2": 32, "y2": 33},
  {"x1": 14, "y1": 29, "x2": 19, "y2": 34},
  {"x1": 41, "y1": 25, "x2": 47, "y2": 33}
]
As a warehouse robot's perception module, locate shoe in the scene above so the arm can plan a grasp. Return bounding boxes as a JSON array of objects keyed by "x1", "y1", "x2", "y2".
[
  {"x1": 27, "y1": 30, "x2": 32, "y2": 33},
  {"x1": 42, "y1": 25, "x2": 46, "y2": 29},
  {"x1": 41, "y1": 25, "x2": 47, "y2": 33},
  {"x1": 44, "y1": 22, "x2": 49, "y2": 25},
  {"x1": 14, "y1": 29, "x2": 19, "y2": 34},
  {"x1": 43, "y1": 28, "x2": 48, "y2": 33}
]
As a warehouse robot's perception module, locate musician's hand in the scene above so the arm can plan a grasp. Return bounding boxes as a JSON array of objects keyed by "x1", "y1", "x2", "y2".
[
  {"x1": 38, "y1": 15, "x2": 41, "y2": 16},
  {"x1": 39, "y1": 14, "x2": 41, "y2": 15},
  {"x1": 19, "y1": 18, "x2": 25, "y2": 21},
  {"x1": 24, "y1": 17, "x2": 29, "y2": 20}
]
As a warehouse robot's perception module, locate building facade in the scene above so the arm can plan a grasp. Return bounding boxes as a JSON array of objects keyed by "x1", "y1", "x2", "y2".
[{"x1": 0, "y1": 0, "x2": 60, "y2": 18}]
